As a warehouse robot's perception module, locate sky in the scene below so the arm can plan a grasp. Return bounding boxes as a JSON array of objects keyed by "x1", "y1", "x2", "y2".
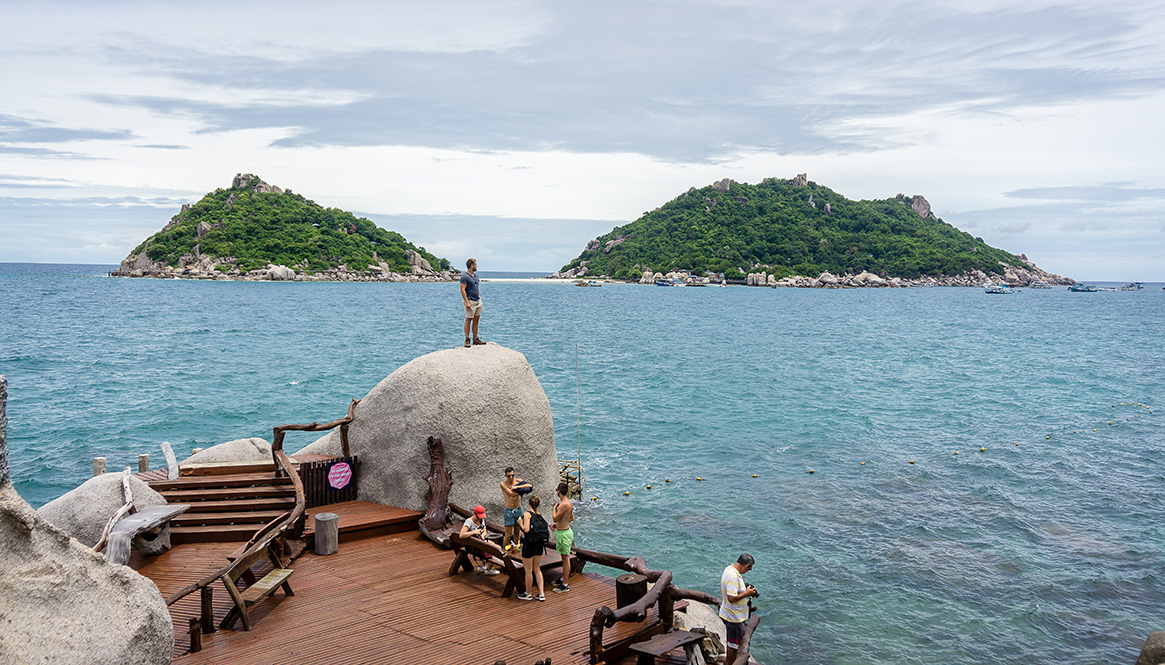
[{"x1": 1, "y1": 0, "x2": 1164, "y2": 279}]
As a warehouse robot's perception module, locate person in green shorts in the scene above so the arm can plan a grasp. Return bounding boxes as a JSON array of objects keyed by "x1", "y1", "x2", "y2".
[{"x1": 551, "y1": 482, "x2": 574, "y2": 593}]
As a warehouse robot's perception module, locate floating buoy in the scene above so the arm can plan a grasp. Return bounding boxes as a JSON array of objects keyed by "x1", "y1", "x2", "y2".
[
  {"x1": 1071, "y1": 431, "x2": 1076, "y2": 434},
  {"x1": 1046, "y1": 435, "x2": 1051, "y2": 439},
  {"x1": 665, "y1": 479, "x2": 671, "y2": 483},
  {"x1": 646, "y1": 484, "x2": 651, "y2": 489},
  {"x1": 1108, "y1": 421, "x2": 1113, "y2": 425},
  {"x1": 808, "y1": 470, "x2": 815, "y2": 474},
  {"x1": 1093, "y1": 429, "x2": 1097, "y2": 432},
  {"x1": 909, "y1": 460, "x2": 915, "y2": 464},
  {"x1": 860, "y1": 462, "x2": 866, "y2": 465},
  {"x1": 624, "y1": 491, "x2": 630, "y2": 496},
  {"x1": 696, "y1": 477, "x2": 704, "y2": 481},
  {"x1": 954, "y1": 452, "x2": 959, "y2": 455},
  {"x1": 752, "y1": 474, "x2": 758, "y2": 478},
  {"x1": 591, "y1": 496, "x2": 598, "y2": 501},
  {"x1": 1015, "y1": 443, "x2": 1020, "y2": 446},
  {"x1": 980, "y1": 447, "x2": 986, "y2": 452}
]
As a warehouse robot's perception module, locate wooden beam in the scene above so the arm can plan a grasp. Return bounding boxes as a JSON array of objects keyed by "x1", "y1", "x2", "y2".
[{"x1": 418, "y1": 436, "x2": 454, "y2": 548}]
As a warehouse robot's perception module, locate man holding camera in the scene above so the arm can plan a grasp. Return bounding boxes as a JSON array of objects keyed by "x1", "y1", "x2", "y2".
[{"x1": 719, "y1": 553, "x2": 757, "y2": 665}]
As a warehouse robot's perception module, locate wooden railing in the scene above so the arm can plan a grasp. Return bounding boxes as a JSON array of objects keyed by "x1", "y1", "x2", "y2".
[
  {"x1": 271, "y1": 398, "x2": 359, "y2": 466},
  {"x1": 575, "y1": 547, "x2": 759, "y2": 665},
  {"x1": 299, "y1": 455, "x2": 359, "y2": 508}
]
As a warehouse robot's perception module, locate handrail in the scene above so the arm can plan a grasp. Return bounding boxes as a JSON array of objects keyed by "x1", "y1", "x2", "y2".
[
  {"x1": 272, "y1": 398, "x2": 359, "y2": 462},
  {"x1": 164, "y1": 447, "x2": 305, "y2": 608}
]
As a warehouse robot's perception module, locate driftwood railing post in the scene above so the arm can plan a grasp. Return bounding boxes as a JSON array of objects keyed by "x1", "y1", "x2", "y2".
[
  {"x1": 200, "y1": 587, "x2": 215, "y2": 634},
  {"x1": 271, "y1": 398, "x2": 360, "y2": 476},
  {"x1": 418, "y1": 436, "x2": 454, "y2": 548}
]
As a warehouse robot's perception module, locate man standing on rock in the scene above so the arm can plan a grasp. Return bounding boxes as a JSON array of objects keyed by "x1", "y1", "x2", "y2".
[
  {"x1": 500, "y1": 467, "x2": 532, "y2": 551},
  {"x1": 461, "y1": 258, "x2": 484, "y2": 348},
  {"x1": 720, "y1": 553, "x2": 757, "y2": 665},
  {"x1": 551, "y1": 482, "x2": 574, "y2": 593}
]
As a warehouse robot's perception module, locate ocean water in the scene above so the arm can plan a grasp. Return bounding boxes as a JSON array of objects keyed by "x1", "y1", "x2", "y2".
[{"x1": 2, "y1": 262, "x2": 1163, "y2": 665}]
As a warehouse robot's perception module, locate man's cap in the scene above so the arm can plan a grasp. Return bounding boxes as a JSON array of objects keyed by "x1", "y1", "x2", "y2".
[{"x1": 474, "y1": 505, "x2": 486, "y2": 517}]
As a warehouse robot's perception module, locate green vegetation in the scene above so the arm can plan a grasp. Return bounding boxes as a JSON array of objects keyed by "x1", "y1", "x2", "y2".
[
  {"x1": 132, "y1": 175, "x2": 450, "y2": 274},
  {"x1": 560, "y1": 178, "x2": 1027, "y2": 280}
]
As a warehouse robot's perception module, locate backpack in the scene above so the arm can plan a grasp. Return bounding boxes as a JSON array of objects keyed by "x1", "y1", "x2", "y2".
[{"x1": 527, "y1": 513, "x2": 550, "y2": 544}]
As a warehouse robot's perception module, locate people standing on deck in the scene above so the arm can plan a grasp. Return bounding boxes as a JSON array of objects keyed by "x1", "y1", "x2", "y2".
[
  {"x1": 720, "y1": 553, "x2": 757, "y2": 665},
  {"x1": 458, "y1": 504, "x2": 500, "y2": 576},
  {"x1": 460, "y1": 258, "x2": 484, "y2": 348},
  {"x1": 500, "y1": 467, "x2": 532, "y2": 551},
  {"x1": 516, "y1": 494, "x2": 550, "y2": 601},
  {"x1": 551, "y1": 482, "x2": 574, "y2": 593}
]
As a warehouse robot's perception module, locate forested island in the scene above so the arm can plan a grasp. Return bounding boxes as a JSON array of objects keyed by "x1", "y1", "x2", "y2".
[
  {"x1": 112, "y1": 174, "x2": 454, "y2": 281},
  {"x1": 553, "y1": 174, "x2": 1071, "y2": 286}
]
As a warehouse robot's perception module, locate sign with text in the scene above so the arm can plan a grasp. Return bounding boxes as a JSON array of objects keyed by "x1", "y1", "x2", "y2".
[{"x1": 327, "y1": 461, "x2": 353, "y2": 490}]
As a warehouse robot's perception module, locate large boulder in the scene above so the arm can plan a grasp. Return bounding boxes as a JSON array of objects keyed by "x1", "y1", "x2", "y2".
[
  {"x1": 1136, "y1": 631, "x2": 1165, "y2": 665},
  {"x1": 0, "y1": 376, "x2": 173, "y2": 664},
  {"x1": 1, "y1": 484, "x2": 174, "y2": 664},
  {"x1": 266, "y1": 264, "x2": 296, "y2": 281},
  {"x1": 37, "y1": 473, "x2": 168, "y2": 547},
  {"x1": 179, "y1": 437, "x2": 271, "y2": 466},
  {"x1": 299, "y1": 344, "x2": 558, "y2": 518}
]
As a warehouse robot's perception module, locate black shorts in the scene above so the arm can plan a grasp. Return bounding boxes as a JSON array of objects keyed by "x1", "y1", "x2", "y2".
[
  {"x1": 521, "y1": 539, "x2": 545, "y2": 559},
  {"x1": 725, "y1": 620, "x2": 744, "y2": 649}
]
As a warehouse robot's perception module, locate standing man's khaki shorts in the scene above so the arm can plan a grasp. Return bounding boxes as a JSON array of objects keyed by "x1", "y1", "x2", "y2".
[{"x1": 464, "y1": 300, "x2": 482, "y2": 319}]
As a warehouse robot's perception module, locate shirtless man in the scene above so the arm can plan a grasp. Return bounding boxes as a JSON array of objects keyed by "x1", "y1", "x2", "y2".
[
  {"x1": 500, "y1": 466, "x2": 532, "y2": 551},
  {"x1": 551, "y1": 482, "x2": 575, "y2": 593}
]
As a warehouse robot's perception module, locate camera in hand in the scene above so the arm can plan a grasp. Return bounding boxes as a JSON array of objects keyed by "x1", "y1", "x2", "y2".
[{"x1": 747, "y1": 584, "x2": 759, "y2": 598}]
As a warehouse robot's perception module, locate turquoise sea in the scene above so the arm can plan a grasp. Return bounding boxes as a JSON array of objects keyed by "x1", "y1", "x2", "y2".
[{"x1": 2, "y1": 262, "x2": 1163, "y2": 665}]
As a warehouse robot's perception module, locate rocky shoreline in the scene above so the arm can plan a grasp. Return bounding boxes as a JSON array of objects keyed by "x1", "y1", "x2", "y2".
[
  {"x1": 110, "y1": 249, "x2": 457, "y2": 283},
  {"x1": 551, "y1": 253, "x2": 1073, "y2": 288}
]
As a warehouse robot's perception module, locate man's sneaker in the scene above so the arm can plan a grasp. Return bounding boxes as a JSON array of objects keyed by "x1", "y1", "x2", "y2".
[
  {"x1": 483, "y1": 567, "x2": 500, "y2": 576},
  {"x1": 473, "y1": 337, "x2": 486, "y2": 345},
  {"x1": 474, "y1": 565, "x2": 486, "y2": 573},
  {"x1": 535, "y1": 593, "x2": 546, "y2": 601},
  {"x1": 464, "y1": 338, "x2": 471, "y2": 348},
  {"x1": 552, "y1": 583, "x2": 570, "y2": 593},
  {"x1": 516, "y1": 592, "x2": 534, "y2": 601}
]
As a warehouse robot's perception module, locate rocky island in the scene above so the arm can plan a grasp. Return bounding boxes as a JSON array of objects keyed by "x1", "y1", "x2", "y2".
[
  {"x1": 112, "y1": 174, "x2": 456, "y2": 282},
  {"x1": 552, "y1": 174, "x2": 1073, "y2": 287}
]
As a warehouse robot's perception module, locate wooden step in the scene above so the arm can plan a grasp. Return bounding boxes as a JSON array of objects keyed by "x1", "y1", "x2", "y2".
[
  {"x1": 172, "y1": 510, "x2": 288, "y2": 527},
  {"x1": 149, "y1": 472, "x2": 291, "y2": 491},
  {"x1": 179, "y1": 461, "x2": 277, "y2": 476},
  {"x1": 171, "y1": 523, "x2": 273, "y2": 544},
  {"x1": 179, "y1": 497, "x2": 296, "y2": 513},
  {"x1": 158, "y1": 486, "x2": 296, "y2": 502}
]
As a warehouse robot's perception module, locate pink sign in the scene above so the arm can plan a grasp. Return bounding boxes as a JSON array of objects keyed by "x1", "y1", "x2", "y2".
[{"x1": 327, "y1": 461, "x2": 352, "y2": 490}]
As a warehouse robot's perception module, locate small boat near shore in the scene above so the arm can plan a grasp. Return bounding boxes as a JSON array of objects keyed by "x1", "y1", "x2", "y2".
[
  {"x1": 984, "y1": 283, "x2": 1017, "y2": 294},
  {"x1": 1028, "y1": 281, "x2": 1051, "y2": 289},
  {"x1": 574, "y1": 280, "x2": 602, "y2": 287},
  {"x1": 1069, "y1": 283, "x2": 1099, "y2": 292},
  {"x1": 1121, "y1": 282, "x2": 1144, "y2": 291}
]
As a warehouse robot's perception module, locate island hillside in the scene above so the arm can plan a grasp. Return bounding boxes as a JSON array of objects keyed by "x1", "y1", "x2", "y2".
[
  {"x1": 554, "y1": 174, "x2": 1071, "y2": 286},
  {"x1": 113, "y1": 174, "x2": 453, "y2": 281}
]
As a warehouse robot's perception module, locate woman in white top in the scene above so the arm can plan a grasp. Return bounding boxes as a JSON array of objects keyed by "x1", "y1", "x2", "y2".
[{"x1": 459, "y1": 505, "x2": 500, "y2": 575}]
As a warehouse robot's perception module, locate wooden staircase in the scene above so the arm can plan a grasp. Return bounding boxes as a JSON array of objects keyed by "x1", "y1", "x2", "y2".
[{"x1": 149, "y1": 469, "x2": 297, "y2": 544}]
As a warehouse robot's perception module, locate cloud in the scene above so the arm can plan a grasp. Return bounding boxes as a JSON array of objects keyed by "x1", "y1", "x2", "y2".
[
  {"x1": 1004, "y1": 183, "x2": 1165, "y2": 201},
  {"x1": 0, "y1": 113, "x2": 134, "y2": 144}
]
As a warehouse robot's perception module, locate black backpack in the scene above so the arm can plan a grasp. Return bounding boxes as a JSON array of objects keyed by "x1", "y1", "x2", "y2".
[{"x1": 527, "y1": 513, "x2": 550, "y2": 544}]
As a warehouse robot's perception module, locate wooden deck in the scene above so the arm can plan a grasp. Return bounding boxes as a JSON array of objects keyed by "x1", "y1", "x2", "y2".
[{"x1": 132, "y1": 501, "x2": 691, "y2": 664}]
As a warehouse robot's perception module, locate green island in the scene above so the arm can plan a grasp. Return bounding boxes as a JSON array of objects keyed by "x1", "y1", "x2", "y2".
[
  {"x1": 554, "y1": 174, "x2": 1070, "y2": 285},
  {"x1": 112, "y1": 174, "x2": 453, "y2": 281}
]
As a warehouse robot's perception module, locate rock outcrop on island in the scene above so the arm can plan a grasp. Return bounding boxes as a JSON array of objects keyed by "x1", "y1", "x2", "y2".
[
  {"x1": 554, "y1": 173, "x2": 1073, "y2": 286},
  {"x1": 299, "y1": 344, "x2": 559, "y2": 519},
  {"x1": 37, "y1": 472, "x2": 168, "y2": 547},
  {"x1": 112, "y1": 173, "x2": 456, "y2": 283},
  {"x1": 179, "y1": 436, "x2": 272, "y2": 466},
  {"x1": 0, "y1": 377, "x2": 174, "y2": 665}
]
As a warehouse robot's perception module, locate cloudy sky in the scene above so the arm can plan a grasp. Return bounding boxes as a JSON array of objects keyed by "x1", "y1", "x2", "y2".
[{"x1": 2, "y1": 0, "x2": 1163, "y2": 279}]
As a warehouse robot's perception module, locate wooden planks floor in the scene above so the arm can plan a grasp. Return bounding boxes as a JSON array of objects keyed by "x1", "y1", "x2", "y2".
[{"x1": 133, "y1": 505, "x2": 691, "y2": 665}]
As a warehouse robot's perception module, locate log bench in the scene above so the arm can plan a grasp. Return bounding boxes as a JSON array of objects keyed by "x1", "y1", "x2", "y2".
[
  {"x1": 103, "y1": 504, "x2": 190, "y2": 565},
  {"x1": 627, "y1": 630, "x2": 705, "y2": 665},
  {"x1": 449, "y1": 532, "x2": 582, "y2": 597},
  {"x1": 219, "y1": 537, "x2": 294, "y2": 631}
]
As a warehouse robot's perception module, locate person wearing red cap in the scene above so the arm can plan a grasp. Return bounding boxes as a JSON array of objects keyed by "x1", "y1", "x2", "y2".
[{"x1": 459, "y1": 505, "x2": 500, "y2": 575}]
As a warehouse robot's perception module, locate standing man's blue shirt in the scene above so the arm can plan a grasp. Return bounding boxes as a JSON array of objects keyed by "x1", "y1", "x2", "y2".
[{"x1": 461, "y1": 271, "x2": 480, "y2": 301}]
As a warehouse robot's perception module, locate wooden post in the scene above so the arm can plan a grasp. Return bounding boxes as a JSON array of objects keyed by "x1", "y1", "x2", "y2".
[
  {"x1": 418, "y1": 436, "x2": 454, "y2": 548},
  {"x1": 659, "y1": 584, "x2": 675, "y2": 630},
  {"x1": 161, "y1": 441, "x2": 178, "y2": 480},
  {"x1": 314, "y1": 512, "x2": 339, "y2": 555},
  {"x1": 340, "y1": 423, "x2": 351, "y2": 458},
  {"x1": 200, "y1": 586, "x2": 216, "y2": 634},
  {"x1": 93, "y1": 457, "x2": 106, "y2": 476},
  {"x1": 616, "y1": 573, "x2": 648, "y2": 609},
  {"x1": 188, "y1": 618, "x2": 202, "y2": 653},
  {"x1": 589, "y1": 608, "x2": 608, "y2": 664},
  {"x1": 138, "y1": 453, "x2": 149, "y2": 473}
]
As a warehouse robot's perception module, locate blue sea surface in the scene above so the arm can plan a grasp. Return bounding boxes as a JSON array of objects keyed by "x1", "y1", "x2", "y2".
[{"x1": 2, "y1": 262, "x2": 1163, "y2": 665}]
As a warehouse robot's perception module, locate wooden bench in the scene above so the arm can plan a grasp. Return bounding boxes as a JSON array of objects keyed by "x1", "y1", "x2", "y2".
[
  {"x1": 627, "y1": 630, "x2": 705, "y2": 665},
  {"x1": 103, "y1": 504, "x2": 190, "y2": 565},
  {"x1": 218, "y1": 537, "x2": 294, "y2": 631},
  {"x1": 449, "y1": 532, "x2": 581, "y2": 598}
]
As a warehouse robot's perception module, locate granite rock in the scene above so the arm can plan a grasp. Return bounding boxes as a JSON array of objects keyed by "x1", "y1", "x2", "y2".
[
  {"x1": 37, "y1": 473, "x2": 168, "y2": 547},
  {"x1": 179, "y1": 437, "x2": 272, "y2": 466}
]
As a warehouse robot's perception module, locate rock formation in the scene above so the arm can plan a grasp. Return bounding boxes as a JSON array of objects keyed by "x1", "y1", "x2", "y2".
[
  {"x1": 179, "y1": 437, "x2": 271, "y2": 466},
  {"x1": 712, "y1": 178, "x2": 734, "y2": 193},
  {"x1": 299, "y1": 345, "x2": 559, "y2": 519},
  {"x1": 266, "y1": 264, "x2": 296, "y2": 281},
  {"x1": 792, "y1": 173, "x2": 808, "y2": 187},
  {"x1": 0, "y1": 377, "x2": 174, "y2": 664},
  {"x1": 232, "y1": 172, "x2": 282, "y2": 194},
  {"x1": 37, "y1": 473, "x2": 168, "y2": 547}
]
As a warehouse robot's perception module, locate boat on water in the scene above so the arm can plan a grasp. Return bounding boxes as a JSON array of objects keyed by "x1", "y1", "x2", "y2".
[
  {"x1": 655, "y1": 278, "x2": 685, "y2": 287},
  {"x1": 1028, "y1": 281, "x2": 1052, "y2": 289},
  {"x1": 1069, "y1": 283, "x2": 1099, "y2": 292},
  {"x1": 1121, "y1": 282, "x2": 1144, "y2": 291},
  {"x1": 983, "y1": 283, "x2": 1017, "y2": 294},
  {"x1": 574, "y1": 280, "x2": 602, "y2": 287}
]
